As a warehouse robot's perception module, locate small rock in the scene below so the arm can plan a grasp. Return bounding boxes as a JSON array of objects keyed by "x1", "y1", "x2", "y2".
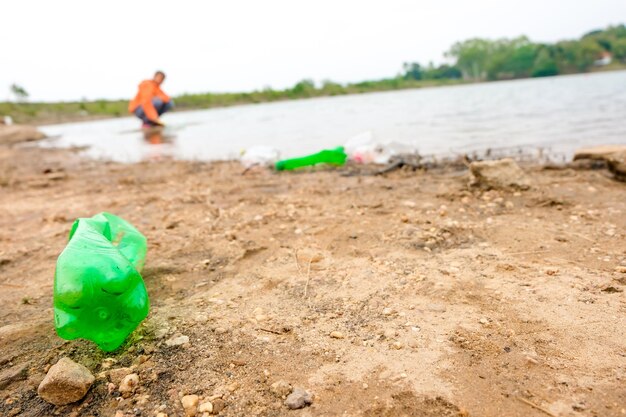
[
  {"x1": 391, "y1": 342, "x2": 404, "y2": 350},
  {"x1": 198, "y1": 402, "x2": 213, "y2": 413},
  {"x1": 100, "y1": 358, "x2": 117, "y2": 370},
  {"x1": 408, "y1": 339, "x2": 419, "y2": 348},
  {"x1": 383, "y1": 328, "x2": 397, "y2": 339},
  {"x1": 37, "y1": 357, "x2": 95, "y2": 406},
  {"x1": 573, "y1": 145, "x2": 626, "y2": 182},
  {"x1": 0, "y1": 362, "x2": 28, "y2": 390},
  {"x1": 469, "y1": 158, "x2": 531, "y2": 190},
  {"x1": 212, "y1": 398, "x2": 226, "y2": 414},
  {"x1": 479, "y1": 318, "x2": 489, "y2": 325},
  {"x1": 214, "y1": 327, "x2": 228, "y2": 334},
  {"x1": 156, "y1": 413, "x2": 168, "y2": 417},
  {"x1": 526, "y1": 355, "x2": 539, "y2": 365},
  {"x1": 155, "y1": 327, "x2": 170, "y2": 339},
  {"x1": 107, "y1": 367, "x2": 133, "y2": 385},
  {"x1": 181, "y1": 394, "x2": 199, "y2": 416},
  {"x1": 285, "y1": 387, "x2": 313, "y2": 409},
  {"x1": 382, "y1": 307, "x2": 393, "y2": 316},
  {"x1": 118, "y1": 373, "x2": 139, "y2": 397},
  {"x1": 330, "y1": 331, "x2": 344, "y2": 339},
  {"x1": 255, "y1": 314, "x2": 269, "y2": 322},
  {"x1": 270, "y1": 380, "x2": 292, "y2": 397},
  {"x1": 0, "y1": 124, "x2": 46, "y2": 145},
  {"x1": 165, "y1": 335, "x2": 190, "y2": 347}
]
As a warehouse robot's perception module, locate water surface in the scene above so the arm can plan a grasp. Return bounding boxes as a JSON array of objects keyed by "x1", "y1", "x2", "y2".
[{"x1": 40, "y1": 71, "x2": 626, "y2": 163}]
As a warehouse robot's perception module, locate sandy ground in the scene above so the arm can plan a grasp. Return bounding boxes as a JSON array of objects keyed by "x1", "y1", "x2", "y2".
[{"x1": 0, "y1": 143, "x2": 625, "y2": 417}]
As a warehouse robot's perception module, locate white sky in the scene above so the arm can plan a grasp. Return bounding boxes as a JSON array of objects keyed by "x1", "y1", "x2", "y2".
[{"x1": 1, "y1": 0, "x2": 625, "y2": 101}]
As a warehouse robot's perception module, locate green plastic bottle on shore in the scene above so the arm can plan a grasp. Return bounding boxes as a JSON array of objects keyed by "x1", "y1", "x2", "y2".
[
  {"x1": 275, "y1": 146, "x2": 347, "y2": 171},
  {"x1": 53, "y1": 212, "x2": 149, "y2": 352}
]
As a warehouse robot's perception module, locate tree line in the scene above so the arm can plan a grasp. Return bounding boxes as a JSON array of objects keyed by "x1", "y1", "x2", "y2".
[
  {"x1": 2, "y1": 24, "x2": 625, "y2": 124},
  {"x1": 406, "y1": 24, "x2": 626, "y2": 82}
]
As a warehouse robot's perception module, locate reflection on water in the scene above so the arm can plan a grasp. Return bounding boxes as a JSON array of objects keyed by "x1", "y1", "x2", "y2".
[
  {"x1": 40, "y1": 70, "x2": 626, "y2": 163},
  {"x1": 141, "y1": 127, "x2": 176, "y2": 161}
]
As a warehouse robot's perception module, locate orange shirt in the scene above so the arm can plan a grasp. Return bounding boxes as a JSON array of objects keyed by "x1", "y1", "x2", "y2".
[{"x1": 128, "y1": 80, "x2": 170, "y2": 122}]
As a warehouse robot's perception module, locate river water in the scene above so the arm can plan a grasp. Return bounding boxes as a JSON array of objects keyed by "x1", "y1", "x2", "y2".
[{"x1": 40, "y1": 70, "x2": 626, "y2": 163}]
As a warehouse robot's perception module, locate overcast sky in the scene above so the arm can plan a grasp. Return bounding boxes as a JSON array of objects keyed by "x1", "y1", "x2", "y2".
[{"x1": 2, "y1": 0, "x2": 625, "y2": 101}]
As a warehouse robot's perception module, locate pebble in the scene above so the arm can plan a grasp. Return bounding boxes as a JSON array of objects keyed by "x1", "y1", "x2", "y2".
[
  {"x1": 255, "y1": 314, "x2": 269, "y2": 322},
  {"x1": 285, "y1": 387, "x2": 313, "y2": 409},
  {"x1": 165, "y1": 335, "x2": 190, "y2": 347},
  {"x1": 330, "y1": 331, "x2": 344, "y2": 339},
  {"x1": 107, "y1": 367, "x2": 133, "y2": 385},
  {"x1": 270, "y1": 380, "x2": 292, "y2": 397},
  {"x1": 391, "y1": 342, "x2": 404, "y2": 350},
  {"x1": 119, "y1": 373, "x2": 140, "y2": 397},
  {"x1": 37, "y1": 357, "x2": 95, "y2": 406},
  {"x1": 198, "y1": 401, "x2": 213, "y2": 413},
  {"x1": 215, "y1": 327, "x2": 228, "y2": 334},
  {"x1": 408, "y1": 339, "x2": 419, "y2": 348},
  {"x1": 526, "y1": 355, "x2": 539, "y2": 365},
  {"x1": 155, "y1": 327, "x2": 170, "y2": 339},
  {"x1": 479, "y1": 318, "x2": 489, "y2": 325},
  {"x1": 181, "y1": 394, "x2": 199, "y2": 416},
  {"x1": 100, "y1": 358, "x2": 117, "y2": 370},
  {"x1": 382, "y1": 307, "x2": 393, "y2": 316},
  {"x1": 156, "y1": 413, "x2": 168, "y2": 417},
  {"x1": 0, "y1": 362, "x2": 28, "y2": 390},
  {"x1": 212, "y1": 398, "x2": 226, "y2": 414},
  {"x1": 383, "y1": 328, "x2": 397, "y2": 339}
]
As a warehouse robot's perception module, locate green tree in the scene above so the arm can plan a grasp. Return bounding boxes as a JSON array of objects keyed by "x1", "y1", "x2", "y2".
[
  {"x1": 10, "y1": 84, "x2": 29, "y2": 102},
  {"x1": 446, "y1": 38, "x2": 493, "y2": 80},
  {"x1": 531, "y1": 48, "x2": 559, "y2": 77},
  {"x1": 402, "y1": 62, "x2": 423, "y2": 80},
  {"x1": 290, "y1": 79, "x2": 316, "y2": 97},
  {"x1": 575, "y1": 39, "x2": 605, "y2": 70},
  {"x1": 611, "y1": 38, "x2": 626, "y2": 60}
]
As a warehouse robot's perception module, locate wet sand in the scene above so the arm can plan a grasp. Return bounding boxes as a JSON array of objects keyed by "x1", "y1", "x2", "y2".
[{"x1": 0, "y1": 143, "x2": 625, "y2": 417}]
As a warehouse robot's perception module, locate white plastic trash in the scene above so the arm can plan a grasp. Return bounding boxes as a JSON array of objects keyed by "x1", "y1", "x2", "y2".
[
  {"x1": 345, "y1": 131, "x2": 416, "y2": 164},
  {"x1": 240, "y1": 146, "x2": 280, "y2": 168}
]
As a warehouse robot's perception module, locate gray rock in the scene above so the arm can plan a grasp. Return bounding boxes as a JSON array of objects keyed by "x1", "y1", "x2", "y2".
[
  {"x1": 574, "y1": 145, "x2": 626, "y2": 182},
  {"x1": 212, "y1": 398, "x2": 226, "y2": 414},
  {"x1": 469, "y1": 158, "x2": 531, "y2": 190},
  {"x1": 284, "y1": 387, "x2": 313, "y2": 409},
  {"x1": 270, "y1": 380, "x2": 292, "y2": 397},
  {"x1": 165, "y1": 335, "x2": 189, "y2": 347},
  {"x1": 118, "y1": 373, "x2": 140, "y2": 397},
  {"x1": 573, "y1": 145, "x2": 626, "y2": 161},
  {"x1": 0, "y1": 125, "x2": 45, "y2": 145},
  {"x1": 0, "y1": 362, "x2": 28, "y2": 390},
  {"x1": 37, "y1": 358, "x2": 95, "y2": 406}
]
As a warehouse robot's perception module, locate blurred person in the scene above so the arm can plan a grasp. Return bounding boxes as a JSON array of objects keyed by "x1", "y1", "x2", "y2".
[{"x1": 129, "y1": 71, "x2": 173, "y2": 128}]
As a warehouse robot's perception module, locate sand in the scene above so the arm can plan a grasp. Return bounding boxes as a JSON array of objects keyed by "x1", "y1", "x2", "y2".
[{"x1": 0, "y1": 143, "x2": 625, "y2": 417}]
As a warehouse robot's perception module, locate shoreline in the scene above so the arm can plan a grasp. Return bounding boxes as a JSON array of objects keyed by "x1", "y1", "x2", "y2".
[
  {"x1": 0, "y1": 142, "x2": 625, "y2": 416},
  {"x1": 4, "y1": 67, "x2": 626, "y2": 126}
]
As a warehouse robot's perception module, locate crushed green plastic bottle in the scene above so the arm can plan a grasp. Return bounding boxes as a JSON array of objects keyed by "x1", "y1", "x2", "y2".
[
  {"x1": 53, "y1": 212, "x2": 149, "y2": 352},
  {"x1": 275, "y1": 146, "x2": 347, "y2": 171}
]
